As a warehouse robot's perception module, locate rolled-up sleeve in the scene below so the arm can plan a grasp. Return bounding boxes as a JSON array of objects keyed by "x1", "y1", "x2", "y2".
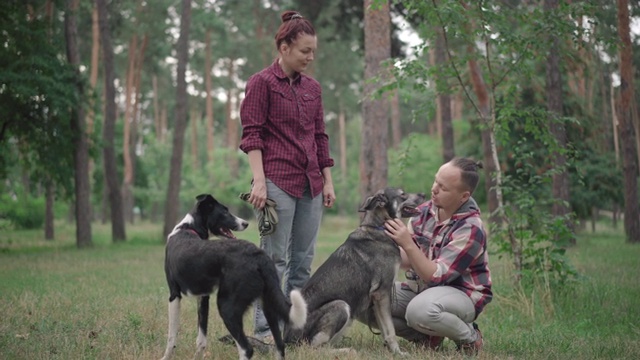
[
  {"x1": 314, "y1": 96, "x2": 334, "y2": 169},
  {"x1": 239, "y1": 74, "x2": 269, "y2": 153}
]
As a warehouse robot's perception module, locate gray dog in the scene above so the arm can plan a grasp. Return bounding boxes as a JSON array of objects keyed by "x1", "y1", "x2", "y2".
[{"x1": 284, "y1": 187, "x2": 426, "y2": 354}]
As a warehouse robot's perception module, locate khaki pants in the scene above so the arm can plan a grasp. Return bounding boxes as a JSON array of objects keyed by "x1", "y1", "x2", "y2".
[{"x1": 391, "y1": 282, "x2": 478, "y2": 345}]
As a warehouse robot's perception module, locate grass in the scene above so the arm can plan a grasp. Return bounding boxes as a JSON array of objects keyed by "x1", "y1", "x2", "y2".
[{"x1": 1, "y1": 217, "x2": 639, "y2": 359}]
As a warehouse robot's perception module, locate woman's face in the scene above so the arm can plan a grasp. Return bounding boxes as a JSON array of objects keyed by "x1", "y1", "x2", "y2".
[{"x1": 279, "y1": 33, "x2": 317, "y2": 76}]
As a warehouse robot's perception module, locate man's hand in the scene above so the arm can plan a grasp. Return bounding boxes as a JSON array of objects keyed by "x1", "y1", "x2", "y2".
[{"x1": 384, "y1": 218, "x2": 413, "y2": 248}]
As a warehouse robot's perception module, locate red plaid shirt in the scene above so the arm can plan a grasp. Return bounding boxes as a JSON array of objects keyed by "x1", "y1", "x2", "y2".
[
  {"x1": 409, "y1": 198, "x2": 493, "y2": 317},
  {"x1": 239, "y1": 60, "x2": 334, "y2": 198}
]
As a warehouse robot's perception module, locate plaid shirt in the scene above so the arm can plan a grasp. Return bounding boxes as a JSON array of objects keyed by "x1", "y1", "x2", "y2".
[
  {"x1": 239, "y1": 60, "x2": 334, "y2": 198},
  {"x1": 409, "y1": 198, "x2": 493, "y2": 317}
]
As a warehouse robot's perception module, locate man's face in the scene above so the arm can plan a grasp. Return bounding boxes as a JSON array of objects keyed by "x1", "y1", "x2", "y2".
[{"x1": 430, "y1": 162, "x2": 470, "y2": 212}]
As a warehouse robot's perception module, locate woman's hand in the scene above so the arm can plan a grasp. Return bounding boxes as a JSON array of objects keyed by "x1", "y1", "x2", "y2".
[
  {"x1": 249, "y1": 180, "x2": 267, "y2": 210},
  {"x1": 323, "y1": 182, "x2": 335, "y2": 208}
]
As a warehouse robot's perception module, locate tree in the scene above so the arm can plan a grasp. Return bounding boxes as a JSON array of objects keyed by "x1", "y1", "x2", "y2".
[
  {"x1": 97, "y1": 0, "x2": 126, "y2": 242},
  {"x1": 361, "y1": 0, "x2": 391, "y2": 199},
  {"x1": 65, "y1": 0, "x2": 93, "y2": 248},
  {"x1": 163, "y1": 0, "x2": 192, "y2": 239},
  {"x1": 616, "y1": 0, "x2": 640, "y2": 243},
  {"x1": 545, "y1": 0, "x2": 573, "y2": 244},
  {"x1": 433, "y1": 27, "x2": 454, "y2": 162}
]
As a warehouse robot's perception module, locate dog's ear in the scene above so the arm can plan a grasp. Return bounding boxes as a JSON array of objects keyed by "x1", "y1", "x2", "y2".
[
  {"x1": 195, "y1": 194, "x2": 215, "y2": 207},
  {"x1": 358, "y1": 194, "x2": 387, "y2": 212}
]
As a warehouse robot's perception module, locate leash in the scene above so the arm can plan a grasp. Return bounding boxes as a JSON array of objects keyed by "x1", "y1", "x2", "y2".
[{"x1": 239, "y1": 192, "x2": 278, "y2": 237}]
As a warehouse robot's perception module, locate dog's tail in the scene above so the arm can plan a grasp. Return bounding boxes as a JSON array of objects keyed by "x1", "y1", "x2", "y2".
[
  {"x1": 287, "y1": 289, "x2": 307, "y2": 329},
  {"x1": 260, "y1": 259, "x2": 307, "y2": 329}
]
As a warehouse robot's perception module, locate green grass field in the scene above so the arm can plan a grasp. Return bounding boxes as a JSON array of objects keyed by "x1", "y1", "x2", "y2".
[{"x1": 1, "y1": 216, "x2": 639, "y2": 360}]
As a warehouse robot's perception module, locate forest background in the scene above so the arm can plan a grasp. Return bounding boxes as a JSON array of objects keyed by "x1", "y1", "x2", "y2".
[
  {"x1": 2, "y1": 0, "x2": 640, "y2": 359},
  {"x1": 1, "y1": 0, "x2": 640, "y2": 302}
]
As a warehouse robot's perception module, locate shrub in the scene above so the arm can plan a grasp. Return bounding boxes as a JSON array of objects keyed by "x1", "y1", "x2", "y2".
[{"x1": 0, "y1": 194, "x2": 45, "y2": 230}]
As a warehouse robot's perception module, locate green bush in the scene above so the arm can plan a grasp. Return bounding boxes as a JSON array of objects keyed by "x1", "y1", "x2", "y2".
[{"x1": 0, "y1": 194, "x2": 45, "y2": 230}]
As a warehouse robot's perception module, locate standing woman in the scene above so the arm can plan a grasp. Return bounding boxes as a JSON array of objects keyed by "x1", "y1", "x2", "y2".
[{"x1": 239, "y1": 10, "x2": 335, "y2": 340}]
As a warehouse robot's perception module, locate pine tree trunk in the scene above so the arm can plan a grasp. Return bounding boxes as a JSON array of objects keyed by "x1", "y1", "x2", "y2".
[
  {"x1": 153, "y1": 75, "x2": 161, "y2": 139},
  {"x1": 546, "y1": 0, "x2": 573, "y2": 244},
  {"x1": 123, "y1": 36, "x2": 137, "y2": 224},
  {"x1": 616, "y1": 0, "x2": 640, "y2": 243},
  {"x1": 191, "y1": 108, "x2": 199, "y2": 170},
  {"x1": 435, "y1": 28, "x2": 454, "y2": 162},
  {"x1": 338, "y1": 107, "x2": 347, "y2": 215},
  {"x1": 45, "y1": 181, "x2": 54, "y2": 240},
  {"x1": 163, "y1": 0, "x2": 192, "y2": 239},
  {"x1": 361, "y1": 0, "x2": 390, "y2": 199},
  {"x1": 205, "y1": 29, "x2": 215, "y2": 169},
  {"x1": 467, "y1": 57, "x2": 499, "y2": 223},
  {"x1": 226, "y1": 60, "x2": 239, "y2": 178},
  {"x1": 97, "y1": 0, "x2": 126, "y2": 242},
  {"x1": 66, "y1": 0, "x2": 92, "y2": 247}
]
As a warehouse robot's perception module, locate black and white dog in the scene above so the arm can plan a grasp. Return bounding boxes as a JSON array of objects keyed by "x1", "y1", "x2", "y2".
[{"x1": 160, "y1": 194, "x2": 307, "y2": 360}]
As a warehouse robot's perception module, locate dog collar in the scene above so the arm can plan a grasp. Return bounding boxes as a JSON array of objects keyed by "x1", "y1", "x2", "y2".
[{"x1": 362, "y1": 225, "x2": 386, "y2": 231}]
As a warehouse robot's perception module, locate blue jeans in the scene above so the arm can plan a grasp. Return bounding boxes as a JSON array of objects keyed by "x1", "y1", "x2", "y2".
[
  {"x1": 391, "y1": 282, "x2": 479, "y2": 345},
  {"x1": 253, "y1": 179, "x2": 323, "y2": 337}
]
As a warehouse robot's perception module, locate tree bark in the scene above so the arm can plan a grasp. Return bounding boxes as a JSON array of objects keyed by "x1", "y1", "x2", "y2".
[
  {"x1": 545, "y1": 0, "x2": 573, "y2": 244},
  {"x1": 226, "y1": 60, "x2": 239, "y2": 178},
  {"x1": 191, "y1": 108, "x2": 199, "y2": 170},
  {"x1": 163, "y1": 0, "x2": 192, "y2": 239},
  {"x1": 434, "y1": 27, "x2": 454, "y2": 162},
  {"x1": 338, "y1": 107, "x2": 348, "y2": 215},
  {"x1": 66, "y1": 0, "x2": 92, "y2": 247},
  {"x1": 96, "y1": 0, "x2": 126, "y2": 242},
  {"x1": 45, "y1": 181, "x2": 54, "y2": 240},
  {"x1": 123, "y1": 35, "x2": 137, "y2": 224},
  {"x1": 153, "y1": 75, "x2": 161, "y2": 139},
  {"x1": 361, "y1": 0, "x2": 390, "y2": 199},
  {"x1": 205, "y1": 29, "x2": 215, "y2": 169},
  {"x1": 467, "y1": 56, "x2": 499, "y2": 222},
  {"x1": 616, "y1": 0, "x2": 640, "y2": 243}
]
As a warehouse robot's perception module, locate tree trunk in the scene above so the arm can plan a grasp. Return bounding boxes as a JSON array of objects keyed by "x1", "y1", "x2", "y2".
[
  {"x1": 205, "y1": 29, "x2": 215, "y2": 170},
  {"x1": 616, "y1": 0, "x2": 640, "y2": 243},
  {"x1": 45, "y1": 181, "x2": 54, "y2": 240},
  {"x1": 467, "y1": 57, "x2": 499, "y2": 223},
  {"x1": 153, "y1": 75, "x2": 161, "y2": 139},
  {"x1": 361, "y1": 0, "x2": 390, "y2": 199},
  {"x1": 163, "y1": 0, "x2": 192, "y2": 239},
  {"x1": 191, "y1": 108, "x2": 199, "y2": 170},
  {"x1": 122, "y1": 35, "x2": 137, "y2": 224},
  {"x1": 161, "y1": 105, "x2": 168, "y2": 143},
  {"x1": 435, "y1": 27, "x2": 454, "y2": 162},
  {"x1": 66, "y1": 0, "x2": 92, "y2": 247},
  {"x1": 97, "y1": 0, "x2": 126, "y2": 242},
  {"x1": 338, "y1": 107, "x2": 348, "y2": 215},
  {"x1": 546, "y1": 0, "x2": 574, "y2": 244},
  {"x1": 226, "y1": 60, "x2": 239, "y2": 178},
  {"x1": 89, "y1": 5, "x2": 99, "y2": 137}
]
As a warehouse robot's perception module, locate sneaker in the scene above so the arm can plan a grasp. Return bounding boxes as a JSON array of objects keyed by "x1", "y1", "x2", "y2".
[
  {"x1": 411, "y1": 335, "x2": 444, "y2": 351},
  {"x1": 424, "y1": 335, "x2": 444, "y2": 351},
  {"x1": 458, "y1": 323, "x2": 483, "y2": 356}
]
